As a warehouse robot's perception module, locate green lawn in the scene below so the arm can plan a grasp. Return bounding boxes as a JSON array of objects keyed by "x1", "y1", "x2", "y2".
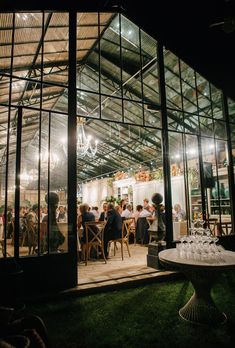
[{"x1": 25, "y1": 271, "x2": 235, "y2": 348}]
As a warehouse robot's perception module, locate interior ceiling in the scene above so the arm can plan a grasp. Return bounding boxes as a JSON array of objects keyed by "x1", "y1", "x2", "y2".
[{"x1": 0, "y1": 10, "x2": 231, "y2": 186}]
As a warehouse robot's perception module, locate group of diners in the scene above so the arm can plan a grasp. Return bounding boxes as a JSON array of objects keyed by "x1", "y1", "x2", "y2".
[{"x1": 77, "y1": 198, "x2": 164, "y2": 259}]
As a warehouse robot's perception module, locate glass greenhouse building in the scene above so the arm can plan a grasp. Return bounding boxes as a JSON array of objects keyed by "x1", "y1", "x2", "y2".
[{"x1": 0, "y1": 10, "x2": 234, "y2": 293}]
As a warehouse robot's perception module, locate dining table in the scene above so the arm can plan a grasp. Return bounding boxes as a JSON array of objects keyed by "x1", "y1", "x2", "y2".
[{"x1": 159, "y1": 248, "x2": 235, "y2": 325}]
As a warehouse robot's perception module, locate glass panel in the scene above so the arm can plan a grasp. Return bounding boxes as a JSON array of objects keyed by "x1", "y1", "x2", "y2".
[
  {"x1": 167, "y1": 109, "x2": 184, "y2": 132},
  {"x1": 185, "y1": 135, "x2": 201, "y2": 222},
  {"x1": 78, "y1": 60, "x2": 99, "y2": 93},
  {"x1": 19, "y1": 110, "x2": 39, "y2": 257},
  {"x1": 77, "y1": 13, "x2": 99, "y2": 92},
  {"x1": 101, "y1": 96, "x2": 122, "y2": 122},
  {"x1": 48, "y1": 113, "x2": 68, "y2": 253},
  {"x1": 0, "y1": 106, "x2": 10, "y2": 258},
  {"x1": 164, "y1": 50, "x2": 182, "y2": 110},
  {"x1": 13, "y1": 13, "x2": 43, "y2": 78},
  {"x1": 124, "y1": 100, "x2": 143, "y2": 125},
  {"x1": 199, "y1": 116, "x2": 214, "y2": 137},
  {"x1": 211, "y1": 84, "x2": 224, "y2": 120},
  {"x1": 228, "y1": 97, "x2": 235, "y2": 124},
  {"x1": 11, "y1": 78, "x2": 28, "y2": 106},
  {"x1": 196, "y1": 73, "x2": 212, "y2": 117},
  {"x1": 77, "y1": 91, "x2": 100, "y2": 119},
  {"x1": 184, "y1": 113, "x2": 199, "y2": 134},
  {"x1": 214, "y1": 120, "x2": 227, "y2": 139},
  {"x1": 43, "y1": 13, "x2": 69, "y2": 86},
  {"x1": 0, "y1": 13, "x2": 13, "y2": 75},
  {"x1": 0, "y1": 76, "x2": 10, "y2": 105},
  {"x1": 201, "y1": 138, "x2": 231, "y2": 230},
  {"x1": 121, "y1": 16, "x2": 142, "y2": 102},
  {"x1": 144, "y1": 103, "x2": 161, "y2": 128},
  {"x1": 169, "y1": 132, "x2": 187, "y2": 240},
  {"x1": 141, "y1": 30, "x2": 159, "y2": 104},
  {"x1": 201, "y1": 138, "x2": 215, "y2": 222},
  {"x1": 5, "y1": 109, "x2": 17, "y2": 257},
  {"x1": 100, "y1": 14, "x2": 122, "y2": 97},
  {"x1": 180, "y1": 61, "x2": 197, "y2": 113},
  {"x1": 42, "y1": 84, "x2": 67, "y2": 113}
]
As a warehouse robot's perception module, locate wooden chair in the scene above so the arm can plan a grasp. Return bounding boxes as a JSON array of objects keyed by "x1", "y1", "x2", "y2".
[
  {"x1": 216, "y1": 221, "x2": 232, "y2": 236},
  {"x1": 135, "y1": 217, "x2": 150, "y2": 244},
  {"x1": 110, "y1": 219, "x2": 132, "y2": 260},
  {"x1": 207, "y1": 218, "x2": 218, "y2": 235},
  {"x1": 84, "y1": 221, "x2": 107, "y2": 265},
  {"x1": 129, "y1": 217, "x2": 136, "y2": 245}
]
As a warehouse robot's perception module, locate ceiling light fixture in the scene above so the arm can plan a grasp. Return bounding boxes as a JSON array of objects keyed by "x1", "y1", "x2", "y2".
[{"x1": 77, "y1": 118, "x2": 98, "y2": 158}]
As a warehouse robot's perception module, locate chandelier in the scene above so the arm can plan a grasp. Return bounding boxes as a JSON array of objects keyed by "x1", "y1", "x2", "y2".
[{"x1": 77, "y1": 118, "x2": 98, "y2": 158}]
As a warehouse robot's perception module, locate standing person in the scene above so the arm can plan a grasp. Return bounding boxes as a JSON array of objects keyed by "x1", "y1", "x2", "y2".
[
  {"x1": 25, "y1": 204, "x2": 40, "y2": 254},
  {"x1": 133, "y1": 204, "x2": 143, "y2": 223},
  {"x1": 42, "y1": 192, "x2": 65, "y2": 253},
  {"x1": 143, "y1": 198, "x2": 150, "y2": 210},
  {"x1": 120, "y1": 199, "x2": 127, "y2": 212},
  {"x1": 103, "y1": 203, "x2": 122, "y2": 258}
]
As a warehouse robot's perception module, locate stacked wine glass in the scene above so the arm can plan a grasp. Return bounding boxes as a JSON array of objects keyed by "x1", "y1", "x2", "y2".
[{"x1": 176, "y1": 219, "x2": 224, "y2": 263}]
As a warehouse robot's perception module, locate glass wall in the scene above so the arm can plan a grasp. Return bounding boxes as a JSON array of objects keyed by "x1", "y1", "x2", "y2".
[
  {"x1": 0, "y1": 10, "x2": 234, "y2": 265},
  {"x1": 164, "y1": 49, "x2": 233, "y2": 237}
]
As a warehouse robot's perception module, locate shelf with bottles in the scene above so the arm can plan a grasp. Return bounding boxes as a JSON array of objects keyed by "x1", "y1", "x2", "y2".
[
  {"x1": 209, "y1": 176, "x2": 231, "y2": 216},
  {"x1": 190, "y1": 187, "x2": 202, "y2": 219},
  {"x1": 210, "y1": 204, "x2": 231, "y2": 216}
]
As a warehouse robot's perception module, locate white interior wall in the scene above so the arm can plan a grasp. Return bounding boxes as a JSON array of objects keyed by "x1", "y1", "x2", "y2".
[
  {"x1": 82, "y1": 178, "x2": 113, "y2": 209},
  {"x1": 82, "y1": 175, "x2": 186, "y2": 211}
]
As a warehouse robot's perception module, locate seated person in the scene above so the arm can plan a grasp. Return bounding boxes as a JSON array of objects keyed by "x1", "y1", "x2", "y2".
[
  {"x1": 56, "y1": 205, "x2": 67, "y2": 222},
  {"x1": 77, "y1": 203, "x2": 96, "y2": 243},
  {"x1": 77, "y1": 203, "x2": 96, "y2": 260},
  {"x1": 173, "y1": 203, "x2": 186, "y2": 221},
  {"x1": 91, "y1": 206, "x2": 99, "y2": 221},
  {"x1": 103, "y1": 203, "x2": 122, "y2": 258},
  {"x1": 99, "y1": 203, "x2": 108, "y2": 221},
  {"x1": 121, "y1": 204, "x2": 133, "y2": 219}
]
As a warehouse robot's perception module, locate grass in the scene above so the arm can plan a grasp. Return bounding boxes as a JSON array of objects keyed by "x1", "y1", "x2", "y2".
[{"x1": 25, "y1": 271, "x2": 235, "y2": 348}]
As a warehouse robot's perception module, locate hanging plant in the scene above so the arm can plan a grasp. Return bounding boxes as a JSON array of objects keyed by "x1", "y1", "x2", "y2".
[{"x1": 107, "y1": 177, "x2": 115, "y2": 188}]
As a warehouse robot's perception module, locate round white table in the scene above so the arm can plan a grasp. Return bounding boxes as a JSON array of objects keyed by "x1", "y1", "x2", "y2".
[{"x1": 159, "y1": 248, "x2": 235, "y2": 325}]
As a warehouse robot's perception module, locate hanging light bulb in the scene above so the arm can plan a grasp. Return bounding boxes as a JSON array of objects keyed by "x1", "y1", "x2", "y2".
[{"x1": 77, "y1": 118, "x2": 98, "y2": 158}]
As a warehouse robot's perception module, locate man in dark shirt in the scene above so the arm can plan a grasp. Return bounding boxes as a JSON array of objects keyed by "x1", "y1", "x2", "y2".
[
  {"x1": 99, "y1": 202, "x2": 108, "y2": 221},
  {"x1": 103, "y1": 203, "x2": 122, "y2": 258}
]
